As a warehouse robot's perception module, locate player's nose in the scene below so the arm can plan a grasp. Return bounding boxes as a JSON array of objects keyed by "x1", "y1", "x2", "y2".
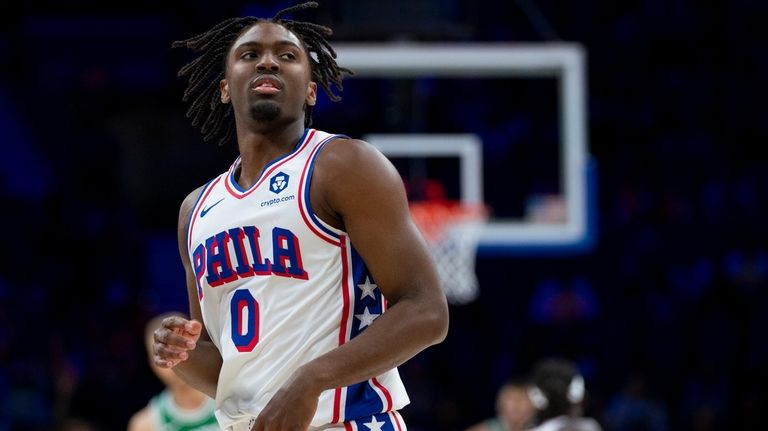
[{"x1": 256, "y1": 52, "x2": 280, "y2": 72}]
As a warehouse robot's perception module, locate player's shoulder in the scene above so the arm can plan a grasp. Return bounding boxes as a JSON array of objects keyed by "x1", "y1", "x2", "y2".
[
  {"x1": 464, "y1": 422, "x2": 491, "y2": 431},
  {"x1": 311, "y1": 135, "x2": 404, "y2": 207},
  {"x1": 316, "y1": 136, "x2": 389, "y2": 171},
  {"x1": 530, "y1": 416, "x2": 603, "y2": 431},
  {"x1": 579, "y1": 417, "x2": 604, "y2": 431},
  {"x1": 127, "y1": 405, "x2": 154, "y2": 431},
  {"x1": 178, "y1": 164, "x2": 230, "y2": 211},
  {"x1": 181, "y1": 183, "x2": 210, "y2": 209},
  {"x1": 322, "y1": 135, "x2": 374, "y2": 153},
  {"x1": 178, "y1": 181, "x2": 213, "y2": 229}
]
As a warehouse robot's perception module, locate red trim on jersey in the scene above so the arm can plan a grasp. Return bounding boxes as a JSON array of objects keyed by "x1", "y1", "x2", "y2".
[
  {"x1": 390, "y1": 411, "x2": 403, "y2": 431},
  {"x1": 343, "y1": 423, "x2": 354, "y2": 431},
  {"x1": 339, "y1": 236, "x2": 352, "y2": 347},
  {"x1": 188, "y1": 176, "x2": 222, "y2": 249},
  {"x1": 371, "y1": 377, "x2": 393, "y2": 411},
  {"x1": 333, "y1": 388, "x2": 342, "y2": 424},
  {"x1": 225, "y1": 129, "x2": 316, "y2": 199},
  {"x1": 297, "y1": 135, "x2": 342, "y2": 245},
  {"x1": 333, "y1": 235, "x2": 352, "y2": 423}
]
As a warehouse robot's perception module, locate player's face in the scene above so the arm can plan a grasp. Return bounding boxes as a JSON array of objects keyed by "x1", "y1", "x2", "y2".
[
  {"x1": 498, "y1": 386, "x2": 535, "y2": 428},
  {"x1": 220, "y1": 22, "x2": 317, "y2": 127}
]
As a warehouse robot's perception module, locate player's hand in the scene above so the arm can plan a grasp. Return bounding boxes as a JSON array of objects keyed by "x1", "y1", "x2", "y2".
[
  {"x1": 251, "y1": 370, "x2": 321, "y2": 431},
  {"x1": 152, "y1": 315, "x2": 202, "y2": 368}
]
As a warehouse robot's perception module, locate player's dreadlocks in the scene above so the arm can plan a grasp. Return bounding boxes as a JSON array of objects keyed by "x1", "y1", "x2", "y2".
[{"x1": 172, "y1": 1, "x2": 351, "y2": 145}]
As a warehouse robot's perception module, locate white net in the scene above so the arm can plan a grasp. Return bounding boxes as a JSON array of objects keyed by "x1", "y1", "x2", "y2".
[{"x1": 410, "y1": 202, "x2": 488, "y2": 305}]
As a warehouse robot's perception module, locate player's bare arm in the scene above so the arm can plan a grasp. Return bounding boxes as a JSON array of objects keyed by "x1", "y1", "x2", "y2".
[
  {"x1": 309, "y1": 137, "x2": 449, "y2": 381},
  {"x1": 152, "y1": 185, "x2": 223, "y2": 398},
  {"x1": 253, "y1": 138, "x2": 449, "y2": 428}
]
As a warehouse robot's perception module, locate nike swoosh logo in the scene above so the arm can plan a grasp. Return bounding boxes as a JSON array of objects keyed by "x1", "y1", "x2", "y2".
[{"x1": 200, "y1": 198, "x2": 224, "y2": 218}]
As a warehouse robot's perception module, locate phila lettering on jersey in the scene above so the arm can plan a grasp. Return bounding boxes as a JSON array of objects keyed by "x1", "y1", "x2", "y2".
[{"x1": 186, "y1": 129, "x2": 409, "y2": 430}]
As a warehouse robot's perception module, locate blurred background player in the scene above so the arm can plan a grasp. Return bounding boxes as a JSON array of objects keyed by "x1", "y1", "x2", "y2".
[
  {"x1": 128, "y1": 312, "x2": 217, "y2": 431},
  {"x1": 466, "y1": 378, "x2": 536, "y2": 431},
  {"x1": 526, "y1": 358, "x2": 602, "y2": 431}
]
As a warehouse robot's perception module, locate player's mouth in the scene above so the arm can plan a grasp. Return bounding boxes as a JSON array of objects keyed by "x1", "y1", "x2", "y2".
[{"x1": 250, "y1": 75, "x2": 283, "y2": 95}]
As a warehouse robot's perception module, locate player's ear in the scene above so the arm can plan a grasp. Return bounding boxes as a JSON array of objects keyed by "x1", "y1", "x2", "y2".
[
  {"x1": 305, "y1": 81, "x2": 317, "y2": 106},
  {"x1": 220, "y1": 79, "x2": 231, "y2": 104}
]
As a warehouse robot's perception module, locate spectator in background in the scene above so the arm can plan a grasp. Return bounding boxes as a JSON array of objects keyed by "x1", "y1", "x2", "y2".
[
  {"x1": 128, "y1": 312, "x2": 217, "y2": 431},
  {"x1": 466, "y1": 378, "x2": 536, "y2": 431},
  {"x1": 529, "y1": 277, "x2": 599, "y2": 327},
  {"x1": 603, "y1": 373, "x2": 669, "y2": 431},
  {"x1": 526, "y1": 358, "x2": 602, "y2": 431}
]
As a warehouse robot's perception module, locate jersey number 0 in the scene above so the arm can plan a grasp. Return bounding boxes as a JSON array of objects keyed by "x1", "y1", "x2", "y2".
[{"x1": 230, "y1": 289, "x2": 259, "y2": 352}]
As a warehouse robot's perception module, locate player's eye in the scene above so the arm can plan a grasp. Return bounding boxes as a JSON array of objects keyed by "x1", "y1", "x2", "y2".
[
  {"x1": 280, "y1": 52, "x2": 296, "y2": 60},
  {"x1": 241, "y1": 52, "x2": 259, "y2": 60}
]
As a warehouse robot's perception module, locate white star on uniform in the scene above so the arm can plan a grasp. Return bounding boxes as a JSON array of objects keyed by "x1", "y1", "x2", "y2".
[
  {"x1": 363, "y1": 415, "x2": 385, "y2": 431},
  {"x1": 355, "y1": 307, "x2": 380, "y2": 330},
  {"x1": 358, "y1": 276, "x2": 378, "y2": 300}
]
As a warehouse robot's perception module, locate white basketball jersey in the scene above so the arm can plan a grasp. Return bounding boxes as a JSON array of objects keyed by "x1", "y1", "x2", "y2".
[{"x1": 186, "y1": 129, "x2": 409, "y2": 430}]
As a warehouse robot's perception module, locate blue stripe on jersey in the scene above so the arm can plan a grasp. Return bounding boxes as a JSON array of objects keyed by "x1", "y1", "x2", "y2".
[
  {"x1": 344, "y1": 381, "x2": 384, "y2": 420},
  {"x1": 302, "y1": 135, "x2": 344, "y2": 240},
  {"x1": 228, "y1": 128, "x2": 309, "y2": 193},
  {"x1": 350, "y1": 247, "x2": 367, "y2": 289},
  {"x1": 348, "y1": 247, "x2": 384, "y2": 340},
  {"x1": 344, "y1": 247, "x2": 388, "y2": 420}
]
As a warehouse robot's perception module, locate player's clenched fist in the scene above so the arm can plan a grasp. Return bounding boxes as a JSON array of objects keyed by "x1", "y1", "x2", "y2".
[{"x1": 152, "y1": 315, "x2": 202, "y2": 368}]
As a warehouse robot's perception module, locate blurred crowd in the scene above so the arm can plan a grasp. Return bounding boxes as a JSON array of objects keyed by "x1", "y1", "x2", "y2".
[{"x1": 1, "y1": 1, "x2": 767, "y2": 430}]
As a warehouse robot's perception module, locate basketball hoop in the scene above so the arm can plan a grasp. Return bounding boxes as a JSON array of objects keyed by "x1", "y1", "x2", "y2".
[{"x1": 409, "y1": 201, "x2": 489, "y2": 305}]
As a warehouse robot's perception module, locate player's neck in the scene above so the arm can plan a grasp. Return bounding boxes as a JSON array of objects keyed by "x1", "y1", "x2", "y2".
[{"x1": 235, "y1": 121, "x2": 306, "y2": 189}]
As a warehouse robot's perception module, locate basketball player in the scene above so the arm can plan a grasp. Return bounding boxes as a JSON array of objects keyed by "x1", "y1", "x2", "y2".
[
  {"x1": 128, "y1": 312, "x2": 218, "y2": 431},
  {"x1": 526, "y1": 359, "x2": 602, "y2": 431},
  {"x1": 465, "y1": 379, "x2": 535, "y2": 431},
  {"x1": 151, "y1": 2, "x2": 449, "y2": 431}
]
